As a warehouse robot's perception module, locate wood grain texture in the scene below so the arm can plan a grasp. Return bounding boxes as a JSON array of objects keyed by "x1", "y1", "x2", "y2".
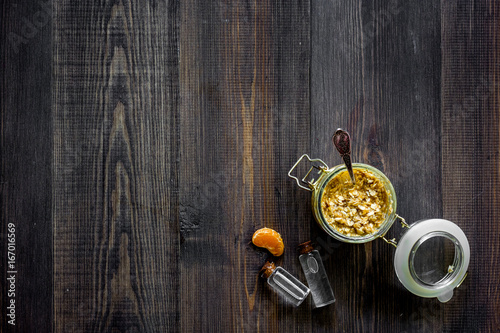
[
  {"x1": 1, "y1": 0, "x2": 53, "y2": 332},
  {"x1": 2, "y1": 0, "x2": 500, "y2": 332},
  {"x1": 179, "y1": 0, "x2": 311, "y2": 331},
  {"x1": 442, "y1": 1, "x2": 500, "y2": 331},
  {"x1": 311, "y1": 0, "x2": 443, "y2": 332},
  {"x1": 53, "y1": 0, "x2": 179, "y2": 331}
]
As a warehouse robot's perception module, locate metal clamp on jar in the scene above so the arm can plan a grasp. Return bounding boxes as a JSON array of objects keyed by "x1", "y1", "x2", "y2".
[{"x1": 288, "y1": 130, "x2": 470, "y2": 303}]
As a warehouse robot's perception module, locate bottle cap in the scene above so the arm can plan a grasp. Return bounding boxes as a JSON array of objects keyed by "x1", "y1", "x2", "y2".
[
  {"x1": 297, "y1": 240, "x2": 314, "y2": 254},
  {"x1": 260, "y1": 261, "x2": 276, "y2": 279}
]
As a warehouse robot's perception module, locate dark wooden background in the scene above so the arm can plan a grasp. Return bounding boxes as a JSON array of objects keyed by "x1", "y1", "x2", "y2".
[{"x1": 1, "y1": 0, "x2": 499, "y2": 332}]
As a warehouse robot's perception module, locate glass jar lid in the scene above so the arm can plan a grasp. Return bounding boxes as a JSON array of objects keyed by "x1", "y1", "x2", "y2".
[{"x1": 393, "y1": 219, "x2": 470, "y2": 302}]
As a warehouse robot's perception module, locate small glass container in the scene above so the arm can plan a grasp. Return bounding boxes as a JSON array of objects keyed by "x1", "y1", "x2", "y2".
[
  {"x1": 298, "y1": 241, "x2": 335, "y2": 308},
  {"x1": 261, "y1": 261, "x2": 310, "y2": 307},
  {"x1": 289, "y1": 154, "x2": 470, "y2": 302}
]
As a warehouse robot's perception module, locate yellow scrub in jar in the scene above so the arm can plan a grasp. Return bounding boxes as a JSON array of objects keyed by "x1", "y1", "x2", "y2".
[{"x1": 321, "y1": 168, "x2": 393, "y2": 237}]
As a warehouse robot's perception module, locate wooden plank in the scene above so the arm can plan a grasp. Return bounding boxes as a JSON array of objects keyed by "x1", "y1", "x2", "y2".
[
  {"x1": 179, "y1": 0, "x2": 311, "y2": 331},
  {"x1": 441, "y1": 1, "x2": 500, "y2": 331},
  {"x1": 53, "y1": 1, "x2": 180, "y2": 331},
  {"x1": 311, "y1": 0, "x2": 442, "y2": 331},
  {"x1": 1, "y1": 0, "x2": 53, "y2": 331}
]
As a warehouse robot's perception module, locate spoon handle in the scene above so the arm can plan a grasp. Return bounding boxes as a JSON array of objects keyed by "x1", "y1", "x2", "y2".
[
  {"x1": 342, "y1": 154, "x2": 355, "y2": 185},
  {"x1": 333, "y1": 129, "x2": 355, "y2": 184}
]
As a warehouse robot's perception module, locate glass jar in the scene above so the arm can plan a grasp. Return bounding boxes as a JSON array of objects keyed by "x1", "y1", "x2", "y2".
[
  {"x1": 289, "y1": 154, "x2": 470, "y2": 302},
  {"x1": 289, "y1": 154, "x2": 399, "y2": 243}
]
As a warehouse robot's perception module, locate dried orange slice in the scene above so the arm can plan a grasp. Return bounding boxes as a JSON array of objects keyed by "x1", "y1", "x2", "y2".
[{"x1": 252, "y1": 227, "x2": 284, "y2": 256}]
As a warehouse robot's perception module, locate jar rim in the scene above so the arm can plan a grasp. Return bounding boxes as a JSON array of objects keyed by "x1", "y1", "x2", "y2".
[{"x1": 408, "y1": 231, "x2": 463, "y2": 287}]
